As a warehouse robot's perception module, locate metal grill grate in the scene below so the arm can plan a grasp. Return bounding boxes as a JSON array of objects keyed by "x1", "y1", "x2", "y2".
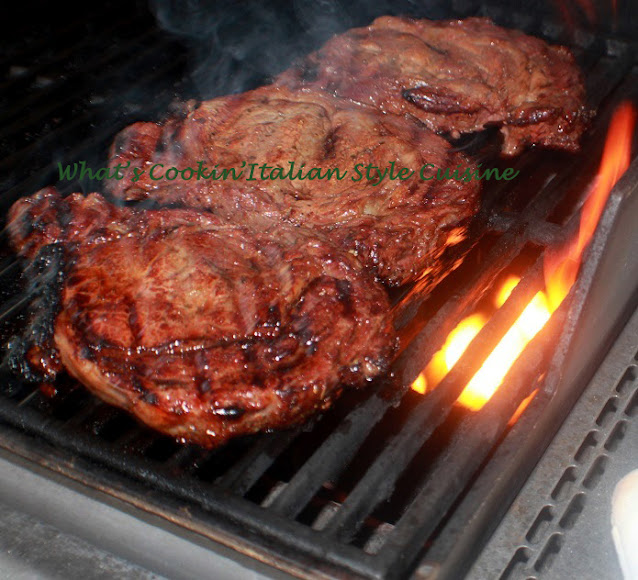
[
  {"x1": 0, "y1": 2, "x2": 637, "y2": 579},
  {"x1": 468, "y1": 293, "x2": 638, "y2": 580}
]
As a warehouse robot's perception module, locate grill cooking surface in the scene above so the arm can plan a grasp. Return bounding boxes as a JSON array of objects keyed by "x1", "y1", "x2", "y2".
[{"x1": 1, "y1": 2, "x2": 637, "y2": 579}]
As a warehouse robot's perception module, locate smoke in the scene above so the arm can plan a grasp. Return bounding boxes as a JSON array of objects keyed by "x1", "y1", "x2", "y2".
[{"x1": 148, "y1": 0, "x2": 454, "y2": 98}]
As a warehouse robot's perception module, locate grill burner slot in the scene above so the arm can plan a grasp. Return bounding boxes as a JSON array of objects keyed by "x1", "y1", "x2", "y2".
[{"x1": 1, "y1": 2, "x2": 637, "y2": 579}]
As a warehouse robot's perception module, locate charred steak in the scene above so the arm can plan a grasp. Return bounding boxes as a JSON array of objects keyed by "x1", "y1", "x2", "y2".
[
  {"x1": 8, "y1": 189, "x2": 395, "y2": 447},
  {"x1": 107, "y1": 85, "x2": 481, "y2": 287},
  {"x1": 7, "y1": 15, "x2": 591, "y2": 447},
  {"x1": 277, "y1": 16, "x2": 590, "y2": 156}
]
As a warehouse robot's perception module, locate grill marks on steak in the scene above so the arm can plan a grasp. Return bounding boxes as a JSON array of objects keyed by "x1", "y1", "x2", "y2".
[
  {"x1": 107, "y1": 85, "x2": 481, "y2": 287},
  {"x1": 8, "y1": 189, "x2": 395, "y2": 447},
  {"x1": 277, "y1": 16, "x2": 590, "y2": 156},
  {"x1": 7, "y1": 16, "x2": 591, "y2": 447}
]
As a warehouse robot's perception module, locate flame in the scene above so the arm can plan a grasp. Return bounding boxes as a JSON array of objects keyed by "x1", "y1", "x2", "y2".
[
  {"x1": 442, "y1": 314, "x2": 488, "y2": 370},
  {"x1": 412, "y1": 313, "x2": 487, "y2": 396},
  {"x1": 545, "y1": 102, "x2": 636, "y2": 310},
  {"x1": 457, "y1": 289, "x2": 551, "y2": 411},
  {"x1": 412, "y1": 103, "x2": 635, "y2": 415},
  {"x1": 508, "y1": 388, "x2": 539, "y2": 426},
  {"x1": 495, "y1": 275, "x2": 520, "y2": 308},
  {"x1": 412, "y1": 373, "x2": 428, "y2": 395}
]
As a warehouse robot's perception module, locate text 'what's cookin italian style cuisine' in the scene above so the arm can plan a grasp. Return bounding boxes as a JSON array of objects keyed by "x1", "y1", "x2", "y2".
[{"x1": 7, "y1": 16, "x2": 591, "y2": 448}]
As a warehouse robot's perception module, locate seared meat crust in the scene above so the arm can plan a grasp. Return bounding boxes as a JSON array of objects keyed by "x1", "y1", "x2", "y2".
[
  {"x1": 277, "y1": 16, "x2": 590, "y2": 156},
  {"x1": 107, "y1": 85, "x2": 480, "y2": 287},
  {"x1": 7, "y1": 15, "x2": 591, "y2": 448},
  {"x1": 8, "y1": 189, "x2": 395, "y2": 447}
]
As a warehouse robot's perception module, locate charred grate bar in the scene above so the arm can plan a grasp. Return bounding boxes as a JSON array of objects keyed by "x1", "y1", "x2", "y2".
[
  {"x1": 1, "y1": 2, "x2": 637, "y2": 579},
  {"x1": 466, "y1": 294, "x2": 638, "y2": 579}
]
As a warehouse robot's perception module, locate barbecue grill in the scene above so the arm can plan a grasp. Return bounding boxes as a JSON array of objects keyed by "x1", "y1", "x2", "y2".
[{"x1": 1, "y1": 1, "x2": 637, "y2": 579}]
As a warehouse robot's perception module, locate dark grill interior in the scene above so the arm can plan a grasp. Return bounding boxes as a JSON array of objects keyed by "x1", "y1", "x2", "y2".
[{"x1": 1, "y1": 2, "x2": 637, "y2": 579}]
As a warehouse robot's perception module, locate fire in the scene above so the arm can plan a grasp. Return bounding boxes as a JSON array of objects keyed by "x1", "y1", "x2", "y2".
[
  {"x1": 457, "y1": 288, "x2": 551, "y2": 411},
  {"x1": 412, "y1": 373, "x2": 428, "y2": 395},
  {"x1": 412, "y1": 103, "x2": 635, "y2": 413},
  {"x1": 421, "y1": 313, "x2": 487, "y2": 392},
  {"x1": 545, "y1": 102, "x2": 636, "y2": 310}
]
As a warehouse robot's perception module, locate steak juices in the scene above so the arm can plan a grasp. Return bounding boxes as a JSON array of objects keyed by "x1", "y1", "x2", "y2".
[{"x1": 7, "y1": 16, "x2": 590, "y2": 447}]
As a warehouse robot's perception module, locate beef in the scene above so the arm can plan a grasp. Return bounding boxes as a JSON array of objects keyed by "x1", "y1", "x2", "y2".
[
  {"x1": 277, "y1": 16, "x2": 590, "y2": 156},
  {"x1": 107, "y1": 85, "x2": 481, "y2": 287},
  {"x1": 7, "y1": 188, "x2": 395, "y2": 447},
  {"x1": 8, "y1": 15, "x2": 590, "y2": 447}
]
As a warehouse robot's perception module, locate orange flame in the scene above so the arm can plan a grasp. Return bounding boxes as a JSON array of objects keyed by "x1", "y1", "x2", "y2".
[
  {"x1": 457, "y1": 288, "x2": 551, "y2": 410},
  {"x1": 412, "y1": 103, "x2": 635, "y2": 414},
  {"x1": 545, "y1": 102, "x2": 636, "y2": 310},
  {"x1": 508, "y1": 388, "x2": 539, "y2": 426}
]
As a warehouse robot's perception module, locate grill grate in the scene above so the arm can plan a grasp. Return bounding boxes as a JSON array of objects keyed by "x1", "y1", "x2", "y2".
[
  {"x1": 1, "y1": 2, "x2": 637, "y2": 579},
  {"x1": 468, "y1": 295, "x2": 638, "y2": 580}
]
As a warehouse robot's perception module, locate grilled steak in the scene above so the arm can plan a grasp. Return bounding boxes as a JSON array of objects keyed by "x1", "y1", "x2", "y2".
[
  {"x1": 277, "y1": 16, "x2": 590, "y2": 156},
  {"x1": 8, "y1": 189, "x2": 395, "y2": 447},
  {"x1": 7, "y1": 15, "x2": 591, "y2": 448},
  {"x1": 107, "y1": 85, "x2": 481, "y2": 287}
]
